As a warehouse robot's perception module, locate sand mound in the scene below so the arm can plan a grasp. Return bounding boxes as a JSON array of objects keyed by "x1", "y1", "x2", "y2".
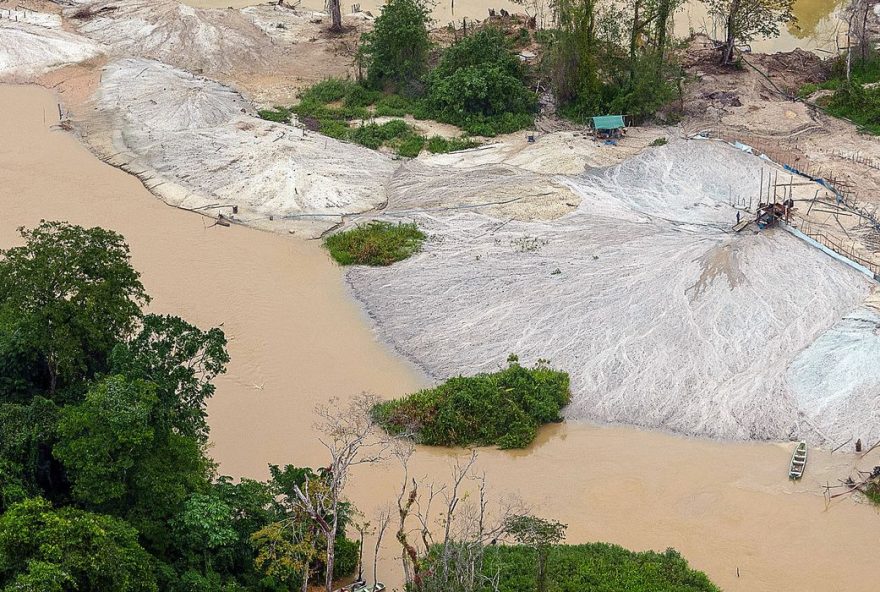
[
  {"x1": 0, "y1": 17, "x2": 101, "y2": 80},
  {"x1": 346, "y1": 139, "x2": 872, "y2": 444},
  {"x1": 88, "y1": 58, "x2": 395, "y2": 234},
  {"x1": 67, "y1": 0, "x2": 271, "y2": 77},
  {"x1": 389, "y1": 160, "x2": 580, "y2": 221},
  {"x1": 787, "y1": 307, "x2": 880, "y2": 446}
]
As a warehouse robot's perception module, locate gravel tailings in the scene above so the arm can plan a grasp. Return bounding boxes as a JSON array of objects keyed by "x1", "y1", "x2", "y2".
[
  {"x1": 88, "y1": 58, "x2": 395, "y2": 234},
  {"x1": 347, "y1": 139, "x2": 874, "y2": 445}
]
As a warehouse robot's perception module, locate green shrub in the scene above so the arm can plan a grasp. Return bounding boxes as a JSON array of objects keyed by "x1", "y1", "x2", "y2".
[
  {"x1": 374, "y1": 93, "x2": 419, "y2": 117},
  {"x1": 372, "y1": 356, "x2": 570, "y2": 449},
  {"x1": 257, "y1": 107, "x2": 292, "y2": 123},
  {"x1": 800, "y1": 53, "x2": 880, "y2": 133},
  {"x1": 323, "y1": 221, "x2": 425, "y2": 266},
  {"x1": 395, "y1": 133, "x2": 426, "y2": 157},
  {"x1": 349, "y1": 119, "x2": 413, "y2": 150},
  {"x1": 424, "y1": 28, "x2": 537, "y2": 136},
  {"x1": 826, "y1": 81, "x2": 880, "y2": 135},
  {"x1": 650, "y1": 137, "x2": 668, "y2": 147},
  {"x1": 332, "y1": 537, "x2": 360, "y2": 578},
  {"x1": 426, "y1": 135, "x2": 480, "y2": 153},
  {"x1": 315, "y1": 118, "x2": 351, "y2": 140},
  {"x1": 482, "y1": 543, "x2": 720, "y2": 592},
  {"x1": 299, "y1": 78, "x2": 358, "y2": 104},
  {"x1": 360, "y1": 0, "x2": 431, "y2": 93}
]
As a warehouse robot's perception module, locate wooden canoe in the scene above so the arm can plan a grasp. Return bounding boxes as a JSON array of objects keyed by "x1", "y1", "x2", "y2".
[{"x1": 789, "y1": 441, "x2": 807, "y2": 480}]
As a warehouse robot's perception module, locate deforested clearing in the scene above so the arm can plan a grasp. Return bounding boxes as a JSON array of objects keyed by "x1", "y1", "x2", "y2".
[{"x1": 347, "y1": 139, "x2": 874, "y2": 445}]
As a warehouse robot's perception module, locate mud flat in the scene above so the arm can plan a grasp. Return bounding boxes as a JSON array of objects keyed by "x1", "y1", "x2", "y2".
[{"x1": 4, "y1": 82, "x2": 880, "y2": 592}]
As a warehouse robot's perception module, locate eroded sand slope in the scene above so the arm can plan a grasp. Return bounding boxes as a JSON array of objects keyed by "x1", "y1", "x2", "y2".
[{"x1": 348, "y1": 140, "x2": 874, "y2": 445}]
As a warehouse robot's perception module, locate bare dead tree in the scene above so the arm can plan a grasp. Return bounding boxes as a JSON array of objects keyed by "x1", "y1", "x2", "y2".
[
  {"x1": 292, "y1": 394, "x2": 387, "y2": 592},
  {"x1": 372, "y1": 505, "x2": 392, "y2": 586},
  {"x1": 392, "y1": 448, "x2": 521, "y2": 592},
  {"x1": 845, "y1": 0, "x2": 872, "y2": 81}
]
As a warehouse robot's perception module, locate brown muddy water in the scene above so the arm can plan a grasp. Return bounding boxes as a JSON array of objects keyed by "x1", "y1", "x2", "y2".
[
  {"x1": 186, "y1": 0, "x2": 846, "y2": 54},
  {"x1": 3, "y1": 83, "x2": 880, "y2": 591}
]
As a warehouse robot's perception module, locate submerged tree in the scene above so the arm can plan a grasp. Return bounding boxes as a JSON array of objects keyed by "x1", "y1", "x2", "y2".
[{"x1": 702, "y1": 0, "x2": 796, "y2": 65}]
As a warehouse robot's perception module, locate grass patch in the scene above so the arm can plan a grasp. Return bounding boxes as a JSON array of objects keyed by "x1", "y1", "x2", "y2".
[
  {"x1": 323, "y1": 221, "x2": 425, "y2": 266},
  {"x1": 257, "y1": 79, "x2": 429, "y2": 157},
  {"x1": 480, "y1": 543, "x2": 720, "y2": 592},
  {"x1": 864, "y1": 481, "x2": 880, "y2": 504},
  {"x1": 257, "y1": 107, "x2": 292, "y2": 123},
  {"x1": 650, "y1": 137, "x2": 668, "y2": 147},
  {"x1": 372, "y1": 356, "x2": 570, "y2": 449},
  {"x1": 826, "y1": 83, "x2": 880, "y2": 135},
  {"x1": 799, "y1": 54, "x2": 880, "y2": 134},
  {"x1": 426, "y1": 135, "x2": 481, "y2": 153}
]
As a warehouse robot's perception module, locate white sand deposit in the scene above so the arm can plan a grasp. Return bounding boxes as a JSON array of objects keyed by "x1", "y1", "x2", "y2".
[
  {"x1": 787, "y1": 306, "x2": 880, "y2": 446},
  {"x1": 66, "y1": 0, "x2": 272, "y2": 77},
  {"x1": 0, "y1": 18, "x2": 101, "y2": 80},
  {"x1": 347, "y1": 139, "x2": 874, "y2": 445},
  {"x1": 89, "y1": 58, "x2": 395, "y2": 234}
]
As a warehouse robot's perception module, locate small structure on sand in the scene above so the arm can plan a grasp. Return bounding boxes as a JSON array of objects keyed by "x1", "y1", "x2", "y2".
[{"x1": 591, "y1": 115, "x2": 626, "y2": 140}]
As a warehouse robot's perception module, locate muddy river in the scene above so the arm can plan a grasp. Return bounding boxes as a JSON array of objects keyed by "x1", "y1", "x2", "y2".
[
  {"x1": 185, "y1": 0, "x2": 847, "y2": 54},
  {"x1": 3, "y1": 82, "x2": 880, "y2": 591}
]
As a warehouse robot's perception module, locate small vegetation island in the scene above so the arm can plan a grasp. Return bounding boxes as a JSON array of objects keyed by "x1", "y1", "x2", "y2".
[
  {"x1": 373, "y1": 356, "x2": 570, "y2": 449},
  {"x1": 0, "y1": 222, "x2": 722, "y2": 591},
  {"x1": 324, "y1": 221, "x2": 426, "y2": 266}
]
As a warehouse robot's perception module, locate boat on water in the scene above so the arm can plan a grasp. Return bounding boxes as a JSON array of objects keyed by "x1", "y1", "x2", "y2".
[{"x1": 789, "y1": 441, "x2": 807, "y2": 480}]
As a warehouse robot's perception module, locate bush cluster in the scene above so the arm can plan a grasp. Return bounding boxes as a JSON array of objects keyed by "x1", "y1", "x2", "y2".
[
  {"x1": 372, "y1": 356, "x2": 570, "y2": 449},
  {"x1": 799, "y1": 53, "x2": 880, "y2": 134},
  {"x1": 259, "y1": 79, "x2": 480, "y2": 156},
  {"x1": 482, "y1": 543, "x2": 721, "y2": 592},
  {"x1": 260, "y1": 0, "x2": 537, "y2": 140},
  {"x1": 423, "y1": 29, "x2": 537, "y2": 135},
  {"x1": 323, "y1": 221, "x2": 426, "y2": 266}
]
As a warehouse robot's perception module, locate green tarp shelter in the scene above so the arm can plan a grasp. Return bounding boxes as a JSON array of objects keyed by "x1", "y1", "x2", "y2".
[{"x1": 591, "y1": 115, "x2": 626, "y2": 131}]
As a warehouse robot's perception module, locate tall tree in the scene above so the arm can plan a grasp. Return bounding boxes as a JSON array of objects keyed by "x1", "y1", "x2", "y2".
[
  {"x1": 702, "y1": 0, "x2": 795, "y2": 65},
  {"x1": 0, "y1": 221, "x2": 148, "y2": 394},
  {"x1": 110, "y1": 314, "x2": 229, "y2": 443},
  {"x1": 328, "y1": 0, "x2": 343, "y2": 32},
  {"x1": 54, "y1": 375, "x2": 157, "y2": 507},
  {"x1": 503, "y1": 514, "x2": 567, "y2": 592},
  {"x1": 359, "y1": 0, "x2": 431, "y2": 93}
]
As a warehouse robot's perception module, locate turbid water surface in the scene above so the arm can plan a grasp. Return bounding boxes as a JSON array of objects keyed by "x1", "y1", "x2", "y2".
[{"x1": 2, "y1": 83, "x2": 879, "y2": 592}]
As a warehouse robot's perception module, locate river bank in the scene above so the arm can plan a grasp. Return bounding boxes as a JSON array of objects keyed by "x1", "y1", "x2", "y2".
[{"x1": 3, "y1": 82, "x2": 880, "y2": 592}]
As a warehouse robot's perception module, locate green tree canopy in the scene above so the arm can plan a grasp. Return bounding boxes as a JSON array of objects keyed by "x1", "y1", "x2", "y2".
[
  {"x1": 424, "y1": 29, "x2": 536, "y2": 135},
  {"x1": 55, "y1": 375, "x2": 157, "y2": 506},
  {"x1": 0, "y1": 221, "x2": 149, "y2": 395},
  {"x1": 0, "y1": 498, "x2": 157, "y2": 592},
  {"x1": 702, "y1": 0, "x2": 795, "y2": 64},
  {"x1": 110, "y1": 314, "x2": 229, "y2": 442}
]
